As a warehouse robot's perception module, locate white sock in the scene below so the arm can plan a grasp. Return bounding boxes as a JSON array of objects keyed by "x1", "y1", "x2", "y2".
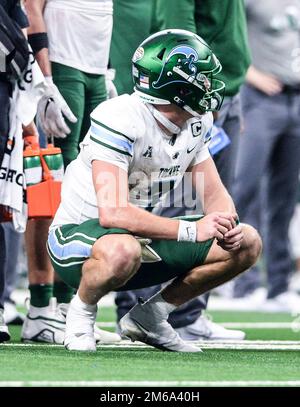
[
  {"x1": 62, "y1": 295, "x2": 97, "y2": 348},
  {"x1": 142, "y1": 292, "x2": 177, "y2": 320},
  {"x1": 70, "y1": 293, "x2": 97, "y2": 315},
  {"x1": 66, "y1": 294, "x2": 97, "y2": 334}
]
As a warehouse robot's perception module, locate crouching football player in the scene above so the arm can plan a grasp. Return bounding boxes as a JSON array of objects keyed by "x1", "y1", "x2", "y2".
[{"x1": 47, "y1": 30, "x2": 262, "y2": 352}]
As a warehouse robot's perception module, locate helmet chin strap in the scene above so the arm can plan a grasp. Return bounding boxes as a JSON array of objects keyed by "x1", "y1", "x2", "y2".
[
  {"x1": 183, "y1": 104, "x2": 203, "y2": 118},
  {"x1": 146, "y1": 104, "x2": 181, "y2": 134}
]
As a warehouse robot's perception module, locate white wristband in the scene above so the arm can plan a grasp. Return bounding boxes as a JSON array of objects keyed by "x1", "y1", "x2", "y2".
[{"x1": 177, "y1": 220, "x2": 197, "y2": 243}]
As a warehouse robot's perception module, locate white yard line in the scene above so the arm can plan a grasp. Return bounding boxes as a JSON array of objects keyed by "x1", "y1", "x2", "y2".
[
  {"x1": 2, "y1": 340, "x2": 300, "y2": 351},
  {"x1": 1, "y1": 380, "x2": 300, "y2": 387},
  {"x1": 96, "y1": 322, "x2": 300, "y2": 329},
  {"x1": 221, "y1": 322, "x2": 300, "y2": 329}
]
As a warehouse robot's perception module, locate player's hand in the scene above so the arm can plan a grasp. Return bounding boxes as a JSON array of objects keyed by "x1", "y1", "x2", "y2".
[
  {"x1": 247, "y1": 66, "x2": 283, "y2": 96},
  {"x1": 37, "y1": 76, "x2": 77, "y2": 139},
  {"x1": 106, "y1": 68, "x2": 118, "y2": 99},
  {"x1": 196, "y1": 212, "x2": 237, "y2": 242},
  {"x1": 217, "y1": 223, "x2": 244, "y2": 252}
]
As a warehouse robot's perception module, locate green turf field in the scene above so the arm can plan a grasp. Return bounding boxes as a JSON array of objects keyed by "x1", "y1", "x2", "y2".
[{"x1": 1, "y1": 307, "x2": 300, "y2": 387}]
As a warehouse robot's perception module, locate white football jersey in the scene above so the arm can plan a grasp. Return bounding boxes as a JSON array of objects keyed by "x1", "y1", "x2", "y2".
[
  {"x1": 44, "y1": 0, "x2": 113, "y2": 74},
  {"x1": 51, "y1": 94, "x2": 213, "y2": 228}
]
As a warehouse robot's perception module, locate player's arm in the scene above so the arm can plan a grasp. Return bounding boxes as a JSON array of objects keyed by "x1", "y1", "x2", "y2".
[
  {"x1": 25, "y1": 0, "x2": 51, "y2": 76},
  {"x1": 191, "y1": 156, "x2": 244, "y2": 251},
  {"x1": 192, "y1": 156, "x2": 236, "y2": 215},
  {"x1": 92, "y1": 160, "x2": 179, "y2": 240},
  {"x1": 92, "y1": 159, "x2": 231, "y2": 243}
]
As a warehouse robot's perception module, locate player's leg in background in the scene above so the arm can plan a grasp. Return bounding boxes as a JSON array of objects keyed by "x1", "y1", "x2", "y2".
[
  {"x1": 21, "y1": 219, "x2": 66, "y2": 344},
  {"x1": 263, "y1": 91, "x2": 300, "y2": 311},
  {"x1": 213, "y1": 94, "x2": 242, "y2": 194},
  {"x1": 0, "y1": 225, "x2": 5, "y2": 310},
  {"x1": 80, "y1": 72, "x2": 107, "y2": 143},
  {"x1": 232, "y1": 84, "x2": 282, "y2": 301},
  {"x1": 0, "y1": 224, "x2": 10, "y2": 342},
  {"x1": 22, "y1": 122, "x2": 72, "y2": 342},
  {"x1": 0, "y1": 80, "x2": 12, "y2": 342},
  {"x1": 289, "y1": 184, "x2": 300, "y2": 293},
  {"x1": 51, "y1": 62, "x2": 86, "y2": 168},
  {"x1": 208, "y1": 95, "x2": 243, "y2": 301},
  {"x1": 2, "y1": 223, "x2": 24, "y2": 325},
  {"x1": 0, "y1": 80, "x2": 10, "y2": 167}
]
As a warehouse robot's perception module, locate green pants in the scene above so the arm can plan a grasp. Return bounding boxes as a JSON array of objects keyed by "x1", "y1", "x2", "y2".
[
  {"x1": 110, "y1": 0, "x2": 154, "y2": 95},
  {"x1": 52, "y1": 62, "x2": 107, "y2": 167},
  {"x1": 47, "y1": 217, "x2": 213, "y2": 291}
]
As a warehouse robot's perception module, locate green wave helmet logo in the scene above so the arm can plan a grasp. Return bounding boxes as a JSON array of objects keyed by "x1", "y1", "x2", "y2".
[{"x1": 152, "y1": 45, "x2": 199, "y2": 90}]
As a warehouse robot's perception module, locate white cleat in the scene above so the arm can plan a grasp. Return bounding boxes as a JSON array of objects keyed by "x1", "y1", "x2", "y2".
[
  {"x1": 64, "y1": 298, "x2": 97, "y2": 352},
  {"x1": 261, "y1": 291, "x2": 300, "y2": 313},
  {"x1": 0, "y1": 308, "x2": 11, "y2": 343},
  {"x1": 289, "y1": 272, "x2": 300, "y2": 294},
  {"x1": 57, "y1": 303, "x2": 121, "y2": 344},
  {"x1": 64, "y1": 333, "x2": 96, "y2": 352},
  {"x1": 94, "y1": 325, "x2": 121, "y2": 344},
  {"x1": 176, "y1": 315, "x2": 245, "y2": 341},
  {"x1": 120, "y1": 301, "x2": 201, "y2": 352},
  {"x1": 21, "y1": 299, "x2": 65, "y2": 344},
  {"x1": 4, "y1": 301, "x2": 25, "y2": 325}
]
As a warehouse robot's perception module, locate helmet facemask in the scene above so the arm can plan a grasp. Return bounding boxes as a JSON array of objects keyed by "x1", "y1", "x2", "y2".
[{"x1": 168, "y1": 54, "x2": 225, "y2": 114}]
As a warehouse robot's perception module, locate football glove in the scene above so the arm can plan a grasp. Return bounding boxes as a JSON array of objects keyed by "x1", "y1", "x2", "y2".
[
  {"x1": 37, "y1": 76, "x2": 77, "y2": 139},
  {"x1": 106, "y1": 68, "x2": 118, "y2": 99}
]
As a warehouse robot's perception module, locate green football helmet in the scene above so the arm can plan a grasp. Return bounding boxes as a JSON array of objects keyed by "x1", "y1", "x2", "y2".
[{"x1": 132, "y1": 29, "x2": 225, "y2": 115}]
